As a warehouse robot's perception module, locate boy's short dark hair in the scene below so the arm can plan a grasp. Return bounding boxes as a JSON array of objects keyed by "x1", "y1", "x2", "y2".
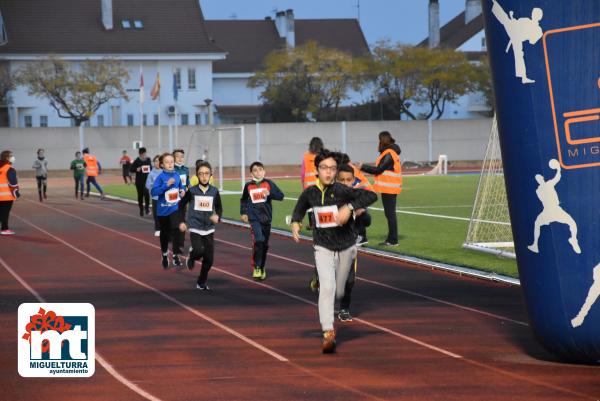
[
  {"x1": 314, "y1": 149, "x2": 343, "y2": 169},
  {"x1": 337, "y1": 163, "x2": 354, "y2": 176},
  {"x1": 159, "y1": 152, "x2": 172, "y2": 167},
  {"x1": 249, "y1": 161, "x2": 264, "y2": 171},
  {"x1": 195, "y1": 158, "x2": 204, "y2": 169},
  {"x1": 153, "y1": 154, "x2": 160, "y2": 162},
  {"x1": 138, "y1": 147, "x2": 147, "y2": 155},
  {"x1": 82, "y1": 147, "x2": 90, "y2": 154},
  {"x1": 173, "y1": 149, "x2": 185, "y2": 155},
  {"x1": 196, "y1": 161, "x2": 212, "y2": 174}
]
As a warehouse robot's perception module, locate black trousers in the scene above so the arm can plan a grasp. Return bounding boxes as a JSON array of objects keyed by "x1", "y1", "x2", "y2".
[
  {"x1": 135, "y1": 183, "x2": 150, "y2": 214},
  {"x1": 190, "y1": 232, "x2": 214, "y2": 284},
  {"x1": 151, "y1": 199, "x2": 160, "y2": 230},
  {"x1": 0, "y1": 201, "x2": 13, "y2": 230},
  {"x1": 158, "y1": 212, "x2": 182, "y2": 255},
  {"x1": 176, "y1": 204, "x2": 187, "y2": 254},
  {"x1": 250, "y1": 221, "x2": 271, "y2": 268},
  {"x1": 74, "y1": 176, "x2": 84, "y2": 197},
  {"x1": 36, "y1": 175, "x2": 47, "y2": 196},
  {"x1": 339, "y1": 259, "x2": 356, "y2": 310},
  {"x1": 381, "y1": 193, "x2": 398, "y2": 243}
]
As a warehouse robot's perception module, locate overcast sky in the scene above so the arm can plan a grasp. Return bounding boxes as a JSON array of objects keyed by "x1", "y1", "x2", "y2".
[{"x1": 201, "y1": 0, "x2": 467, "y2": 46}]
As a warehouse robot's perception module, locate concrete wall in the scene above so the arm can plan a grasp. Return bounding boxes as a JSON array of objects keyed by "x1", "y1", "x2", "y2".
[{"x1": 0, "y1": 118, "x2": 492, "y2": 171}]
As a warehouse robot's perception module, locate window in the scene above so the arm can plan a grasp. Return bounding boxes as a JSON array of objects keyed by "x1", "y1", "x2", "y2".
[
  {"x1": 97, "y1": 115, "x2": 104, "y2": 127},
  {"x1": 188, "y1": 68, "x2": 196, "y2": 89},
  {"x1": 24, "y1": 115, "x2": 32, "y2": 127},
  {"x1": 70, "y1": 118, "x2": 76, "y2": 127},
  {"x1": 127, "y1": 114, "x2": 134, "y2": 126},
  {"x1": 84, "y1": 120, "x2": 91, "y2": 127},
  {"x1": 121, "y1": 20, "x2": 131, "y2": 29},
  {"x1": 134, "y1": 20, "x2": 143, "y2": 28},
  {"x1": 174, "y1": 68, "x2": 181, "y2": 90},
  {"x1": 39, "y1": 115, "x2": 48, "y2": 127},
  {"x1": 142, "y1": 114, "x2": 147, "y2": 126},
  {"x1": 180, "y1": 114, "x2": 188, "y2": 125},
  {"x1": 153, "y1": 114, "x2": 159, "y2": 126},
  {"x1": 195, "y1": 113, "x2": 202, "y2": 125}
]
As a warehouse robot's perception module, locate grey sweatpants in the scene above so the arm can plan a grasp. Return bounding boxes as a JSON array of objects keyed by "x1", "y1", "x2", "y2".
[{"x1": 314, "y1": 245, "x2": 357, "y2": 331}]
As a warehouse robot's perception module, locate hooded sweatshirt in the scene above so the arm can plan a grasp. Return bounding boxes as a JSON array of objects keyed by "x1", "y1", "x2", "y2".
[{"x1": 151, "y1": 170, "x2": 183, "y2": 217}]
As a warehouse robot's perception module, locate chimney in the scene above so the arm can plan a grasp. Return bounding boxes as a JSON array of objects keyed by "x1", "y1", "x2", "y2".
[
  {"x1": 465, "y1": 0, "x2": 482, "y2": 24},
  {"x1": 285, "y1": 9, "x2": 295, "y2": 48},
  {"x1": 101, "y1": 0, "x2": 113, "y2": 30},
  {"x1": 428, "y1": 0, "x2": 440, "y2": 48},
  {"x1": 275, "y1": 11, "x2": 287, "y2": 39}
]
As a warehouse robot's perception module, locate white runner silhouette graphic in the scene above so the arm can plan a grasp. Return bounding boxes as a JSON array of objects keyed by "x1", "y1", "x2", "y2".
[
  {"x1": 492, "y1": 0, "x2": 543, "y2": 84},
  {"x1": 572, "y1": 263, "x2": 600, "y2": 328},
  {"x1": 528, "y1": 159, "x2": 581, "y2": 254}
]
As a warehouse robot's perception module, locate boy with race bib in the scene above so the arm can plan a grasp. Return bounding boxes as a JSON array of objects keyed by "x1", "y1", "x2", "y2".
[
  {"x1": 180, "y1": 161, "x2": 222, "y2": 290},
  {"x1": 291, "y1": 150, "x2": 377, "y2": 353}
]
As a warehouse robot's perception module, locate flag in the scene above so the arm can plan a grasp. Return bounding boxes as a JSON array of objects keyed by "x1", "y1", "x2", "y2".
[
  {"x1": 139, "y1": 66, "x2": 144, "y2": 104},
  {"x1": 150, "y1": 72, "x2": 160, "y2": 101},
  {"x1": 172, "y1": 72, "x2": 178, "y2": 102}
]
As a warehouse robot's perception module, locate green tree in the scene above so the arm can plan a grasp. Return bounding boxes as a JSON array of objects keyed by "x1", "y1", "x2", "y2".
[
  {"x1": 472, "y1": 55, "x2": 494, "y2": 116},
  {"x1": 249, "y1": 42, "x2": 358, "y2": 122},
  {"x1": 0, "y1": 63, "x2": 15, "y2": 106},
  {"x1": 16, "y1": 57, "x2": 129, "y2": 126}
]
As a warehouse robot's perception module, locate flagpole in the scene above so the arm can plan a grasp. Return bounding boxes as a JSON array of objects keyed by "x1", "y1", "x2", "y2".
[
  {"x1": 157, "y1": 96, "x2": 161, "y2": 152},
  {"x1": 139, "y1": 65, "x2": 144, "y2": 147}
]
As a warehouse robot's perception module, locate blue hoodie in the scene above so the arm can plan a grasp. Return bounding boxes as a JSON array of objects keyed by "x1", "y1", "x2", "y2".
[
  {"x1": 151, "y1": 170, "x2": 183, "y2": 217},
  {"x1": 145, "y1": 168, "x2": 163, "y2": 200}
]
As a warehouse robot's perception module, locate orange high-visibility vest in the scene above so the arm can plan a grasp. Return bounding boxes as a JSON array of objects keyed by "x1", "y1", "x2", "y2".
[
  {"x1": 302, "y1": 151, "x2": 318, "y2": 189},
  {"x1": 83, "y1": 154, "x2": 99, "y2": 176},
  {"x1": 350, "y1": 163, "x2": 374, "y2": 191},
  {"x1": 373, "y1": 149, "x2": 402, "y2": 194},
  {"x1": 0, "y1": 163, "x2": 16, "y2": 201}
]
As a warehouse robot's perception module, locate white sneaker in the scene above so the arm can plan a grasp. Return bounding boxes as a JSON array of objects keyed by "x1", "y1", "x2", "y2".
[
  {"x1": 154, "y1": 230, "x2": 160, "y2": 237},
  {"x1": 1, "y1": 230, "x2": 15, "y2": 235}
]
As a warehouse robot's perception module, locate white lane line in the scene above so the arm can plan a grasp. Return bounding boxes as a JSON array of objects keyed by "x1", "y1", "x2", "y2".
[
  {"x1": 12, "y1": 211, "x2": 288, "y2": 363},
  {"x1": 32, "y1": 199, "x2": 465, "y2": 361},
  {"x1": 65, "y1": 197, "x2": 527, "y2": 326},
  {"x1": 0, "y1": 256, "x2": 165, "y2": 401}
]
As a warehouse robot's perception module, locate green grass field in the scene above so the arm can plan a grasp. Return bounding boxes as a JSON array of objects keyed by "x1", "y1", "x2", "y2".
[{"x1": 101, "y1": 174, "x2": 518, "y2": 277}]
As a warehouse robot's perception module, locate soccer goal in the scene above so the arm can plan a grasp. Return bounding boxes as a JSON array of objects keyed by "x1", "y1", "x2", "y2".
[
  {"x1": 184, "y1": 126, "x2": 246, "y2": 194},
  {"x1": 463, "y1": 117, "x2": 515, "y2": 259}
]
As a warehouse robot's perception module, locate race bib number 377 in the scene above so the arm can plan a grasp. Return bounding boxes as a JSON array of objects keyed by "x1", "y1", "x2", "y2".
[{"x1": 314, "y1": 205, "x2": 339, "y2": 228}]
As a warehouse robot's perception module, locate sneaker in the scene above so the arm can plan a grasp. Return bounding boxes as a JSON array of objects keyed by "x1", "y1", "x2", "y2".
[
  {"x1": 338, "y1": 309, "x2": 353, "y2": 322},
  {"x1": 154, "y1": 230, "x2": 160, "y2": 237},
  {"x1": 186, "y1": 257, "x2": 195, "y2": 270},
  {"x1": 80, "y1": 195, "x2": 84, "y2": 200},
  {"x1": 321, "y1": 330, "x2": 336, "y2": 354},
  {"x1": 145, "y1": 209, "x2": 151, "y2": 216},
  {"x1": 100, "y1": 193, "x2": 106, "y2": 200},
  {"x1": 196, "y1": 282, "x2": 210, "y2": 291},
  {"x1": 172, "y1": 255, "x2": 183, "y2": 269},
  {"x1": 85, "y1": 193, "x2": 90, "y2": 198},
  {"x1": 0, "y1": 230, "x2": 15, "y2": 235},
  {"x1": 260, "y1": 267, "x2": 267, "y2": 281},
  {"x1": 309, "y1": 274, "x2": 320, "y2": 293},
  {"x1": 378, "y1": 241, "x2": 398, "y2": 246},
  {"x1": 252, "y1": 266, "x2": 262, "y2": 280},
  {"x1": 161, "y1": 254, "x2": 169, "y2": 269},
  {"x1": 43, "y1": 193, "x2": 47, "y2": 199},
  {"x1": 139, "y1": 211, "x2": 144, "y2": 217},
  {"x1": 356, "y1": 236, "x2": 369, "y2": 246}
]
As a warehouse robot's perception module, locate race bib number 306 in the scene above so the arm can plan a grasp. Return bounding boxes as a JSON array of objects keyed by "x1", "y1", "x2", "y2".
[
  {"x1": 194, "y1": 195, "x2": 213, "y2": 212},
  {"x1": 250, "y1": 188, "x2": 267, "y2": 204},
  {"x1": 314, "y1": 205, "x2": 338, "y2": 228}
]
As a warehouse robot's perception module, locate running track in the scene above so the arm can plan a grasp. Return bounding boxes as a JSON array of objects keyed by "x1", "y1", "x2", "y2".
[{"x1": 1, "y1": 187, "x2": 599, "y2": 401}]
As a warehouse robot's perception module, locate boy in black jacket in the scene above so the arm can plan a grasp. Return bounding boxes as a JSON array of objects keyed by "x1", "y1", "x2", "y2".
[
  {"x1": 180, "y1": 161, "x2": 222, "y2": 290},
  {"x1": 130, "y1": 147, "x2": 152, "y2": 217},
  {"x1": 291, "y1": 150, "x2": 377, "y2": 353},
  {"x1": 240, "y1": 161, "x2": 284, "y2": 281}
]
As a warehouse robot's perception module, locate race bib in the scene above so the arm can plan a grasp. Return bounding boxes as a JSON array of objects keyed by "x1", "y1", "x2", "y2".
[
  {"x1": 313, "y1": 205, "x2": 339, "y2": 228},
  {"x1": 76, "y1": 163, "x2": 84, "y2": 170},
  {"x1": 141, "y1": 165, "x2": 151, "y2": 173},
  {"x1": 194, "y1": 195, "x2": 213, "y2": 212},
  {"x1": 249, "y1": 188, "x2": 268, "y2": 204},
  {"x1": 179, "y1": 174, "x2": 187, "y2": 186},
  {"x1": 165, "y1": 188, "x2": 180, "y2": 205}
]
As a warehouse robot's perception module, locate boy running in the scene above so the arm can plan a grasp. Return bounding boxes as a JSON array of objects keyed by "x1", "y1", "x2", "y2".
[
  {"x1": 173, "y1": 149, "x2": 189, "y2": 255},
  {"x1": 120, "y1": 150, "x2": 133, "y2": 184},
  {"x1": 32, "y1": 148, "x2": 48, "y2": 202},
  {"x1": 146, "y1": 155, "x2": 163, "y2": 237},
  {"x1": 240, "y1": 161, "x2": 285, "y2": 281},
  {"x1": 180, "y1": 161, "x2": 222, "y2": 290},
  {"x1": 130, "y1": 147, "x2": 152, "y2": 217},
  {"x1": 70, "y1": 151, "x2": 86, "y2": 200},
  {"x1": 151, "y1": 153, "x2": 185, "y2": 269},
  {"x1": 291, "y1": 150, "x2": 377, "y2": 353}
]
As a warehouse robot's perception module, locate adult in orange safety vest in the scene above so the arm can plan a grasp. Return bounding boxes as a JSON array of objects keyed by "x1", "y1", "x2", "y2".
[
  {"x1": 358, "y1": 131, "x2": 402, "y2": 246},
  {"x1": 0, "y1": 150, "x2": 20, "y2": 235},
  {"x1": 301, "y1": 137, "x2": 323, "y2": 189},
  {"x1": 82, "y1": 148, "x2": 105, "y2": 199}
]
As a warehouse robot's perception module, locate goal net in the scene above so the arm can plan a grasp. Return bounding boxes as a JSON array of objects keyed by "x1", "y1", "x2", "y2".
[
  {"x1": 184, "y1": 126, "x2": 246, "y2": 194},
  {"x1": 463, "y1": 117, "x2": 515, "y2": 259}
]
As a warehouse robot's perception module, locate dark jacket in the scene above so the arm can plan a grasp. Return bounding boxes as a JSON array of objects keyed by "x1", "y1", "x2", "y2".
[
  {"x1": 181, "y1": 184, "x2": 223, "y2": 234},
  {"x1": 361, "y1": 143, "x2": 401, "y2": 175},
  {"x1": 240, "y1": 179, "x2": 285, "y2": 224},
  {"x1": 174, "y1": 164, "x2": 190, "y2": 189},
  {"x1": 291, "y1": 181, "x2": 377, "y2": 251},
  {"x1": 130, "y1": 157, "x2": 152, "y2": 186}
]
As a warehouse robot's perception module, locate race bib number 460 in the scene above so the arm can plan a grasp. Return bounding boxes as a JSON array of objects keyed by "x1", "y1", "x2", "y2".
[
  {"x1": 314, "y1": 205, "x2": 338, "y2": 228},
  {"x1": 194, "y1": 195, "x2": 213, "y2": 212},
  {"x1": 250, "y1": 188, "x2": 267, "y2": 204}
]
